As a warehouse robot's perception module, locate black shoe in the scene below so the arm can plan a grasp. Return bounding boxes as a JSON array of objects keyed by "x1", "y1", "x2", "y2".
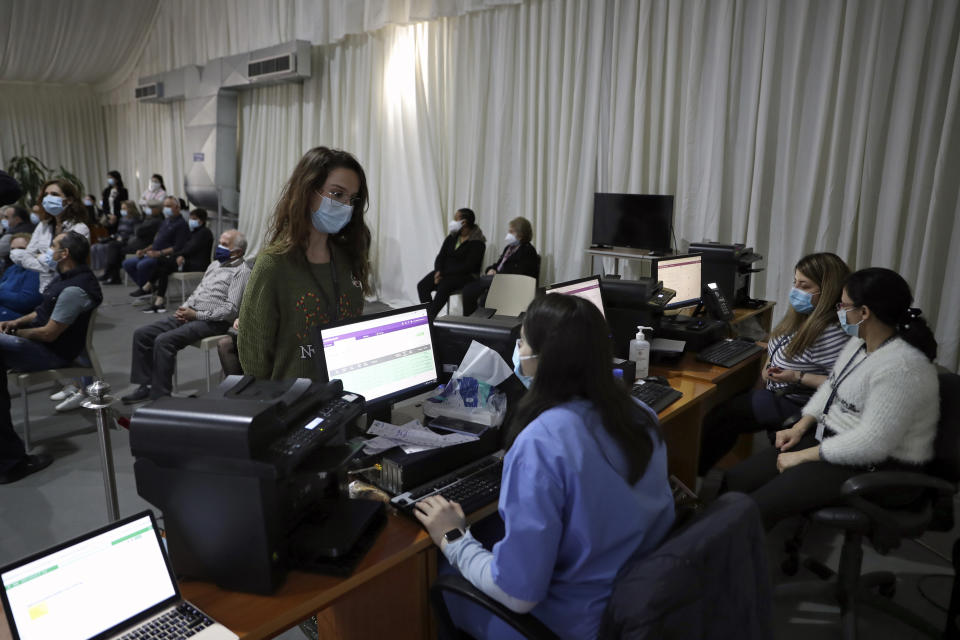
[
  {"x1": 99, "y1": 273, "x2": 112, "y2": 282},
  {"x1": 0, "y1": 454, "x2": 54, "y2": 485},
  {"x1": 129, "y1": 288, "x2": 149, "y2": 297},
  {"x1": 121, "y1": 385, "x2": 151, "y2": 404},
  {"x1": 105, "y1": 277, "x2": 122, "y2": 285}
]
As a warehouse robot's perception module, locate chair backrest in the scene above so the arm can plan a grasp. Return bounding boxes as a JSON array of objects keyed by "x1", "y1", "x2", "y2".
[
  {"x1": 598, "y1": 492, "x2": 773, "y2": 640},
  {"x1": 927, "y1": 372, "x2": 960, "y2": 484},
  {"x1": 485, "y1": 274, "x2": 537, "y2": 316}
]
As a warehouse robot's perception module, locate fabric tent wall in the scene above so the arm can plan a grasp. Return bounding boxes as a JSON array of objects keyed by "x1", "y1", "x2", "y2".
[
  {"x1": 90, "y1": 0, "x2": 960, "y2": 370},
  {"x1": 0, "y1": 82, "x2": 109, "y2": 201}
]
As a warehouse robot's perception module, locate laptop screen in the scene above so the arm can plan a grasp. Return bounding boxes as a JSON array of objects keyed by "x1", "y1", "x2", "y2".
[
  {"x1": 545, "y1": 276, "x2": 606, "y2": 318},
  {"x1": 2, "y1": 513, "x2": 177, "y2": 640}
]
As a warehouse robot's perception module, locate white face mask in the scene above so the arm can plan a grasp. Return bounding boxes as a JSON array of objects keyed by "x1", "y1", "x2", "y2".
[
  {"x1": 150, "y1": 181, "x2": 160, "y2": 190},
  {"x1": 504, "y1": 232, "x2": 518, "y2": 246},
  {"x1": 448, "y1": 219, "x2": 463, "y2": 234}
]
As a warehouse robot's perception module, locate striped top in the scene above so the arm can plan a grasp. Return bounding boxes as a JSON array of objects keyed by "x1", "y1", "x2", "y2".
[{"x1": 766, "y1": 323, "x2": 850, "y2": 402}]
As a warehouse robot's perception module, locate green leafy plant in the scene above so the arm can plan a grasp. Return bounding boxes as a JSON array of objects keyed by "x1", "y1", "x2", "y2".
[
  {"x1": 52, "y1": 166, "x2": 86, "y2": 199},
  {"x1": 5, "y1": 146, "x2": 51, "y2": 208}
]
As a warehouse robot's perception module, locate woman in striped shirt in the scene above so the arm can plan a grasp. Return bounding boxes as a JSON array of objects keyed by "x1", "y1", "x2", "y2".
[{"x1": 698, "y1": 252, "x2": 851, "y2": 474}]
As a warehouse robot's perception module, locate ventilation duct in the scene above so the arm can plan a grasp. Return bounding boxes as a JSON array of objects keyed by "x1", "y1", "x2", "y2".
[{"x1": 135, "y1": 41, "x2": 312, "y2": 225}]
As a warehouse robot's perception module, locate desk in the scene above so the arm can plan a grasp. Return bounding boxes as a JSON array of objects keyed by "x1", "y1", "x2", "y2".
[{"x1": 655, "y1": 375, "x2": 717, "y2": 487}]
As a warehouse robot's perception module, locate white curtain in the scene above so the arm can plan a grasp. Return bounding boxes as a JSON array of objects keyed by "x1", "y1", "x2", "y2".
[
  {"x1": 101, "y1": 100, "x2": 186, "y2": 206},
  {"x1": 0, "y1": 82, "x2": 109, "y2": 199},
  {"x1": 47, "y1": 0, "x2": 955, "y2": 372},
  {"x1": 237, "y1": 83, "x2": 304, "y2": 255}
]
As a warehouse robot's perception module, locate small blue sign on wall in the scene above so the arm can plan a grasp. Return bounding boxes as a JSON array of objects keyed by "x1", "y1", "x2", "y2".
[{"x1": 193, "y1": 152, "x2": 204, "y2": 162}]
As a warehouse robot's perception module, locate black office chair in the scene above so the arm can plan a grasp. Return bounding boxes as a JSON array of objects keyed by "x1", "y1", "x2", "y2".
[
  {"x1": 430, "y1": 492, "x2": 772, "y2": 640},
  {"x1": 779, "y1": 372, "x2": 960, "y2": 639}
]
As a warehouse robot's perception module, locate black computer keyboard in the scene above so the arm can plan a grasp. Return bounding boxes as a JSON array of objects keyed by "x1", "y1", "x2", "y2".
[
  {"x1": 697, "y1": 338, "x2": 765, "y2": 368},
  {"x1": 630, "y1": 380, "x2": 683, "y2": 413},
  {"x1": 119, "y1": 603, "x2": 214, "y2": 640},
  {"x1": 390, "y1": 451, "x2": 504, "y2": 516}
]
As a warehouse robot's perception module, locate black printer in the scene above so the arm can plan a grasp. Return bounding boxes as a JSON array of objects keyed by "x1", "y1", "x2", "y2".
[
  {"x1": 688, "y1": 241, "x2": 763, "y2": 305},
  {"x1": 131, "y1": 375, "x2": 372, "y2": 594}
]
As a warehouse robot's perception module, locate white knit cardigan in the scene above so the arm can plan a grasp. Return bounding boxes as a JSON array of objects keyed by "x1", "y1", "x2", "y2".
[{"x1": 802, "y1": 336, "x2": 939, "y2": 467}]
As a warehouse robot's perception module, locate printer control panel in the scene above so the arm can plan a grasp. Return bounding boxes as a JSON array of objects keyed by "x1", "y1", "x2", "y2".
[{"x1": 265, "y1": 392, "x2": 365, "y2": 474}]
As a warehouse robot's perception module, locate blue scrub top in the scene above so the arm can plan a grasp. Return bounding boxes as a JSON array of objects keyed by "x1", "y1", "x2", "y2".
[{"x1": 490, "y1": 398, "x2": 675, "y2": 639}]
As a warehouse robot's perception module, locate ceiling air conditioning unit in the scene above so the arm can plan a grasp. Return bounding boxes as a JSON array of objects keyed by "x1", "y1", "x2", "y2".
[
  {"x1": 135, "y1": 82, "x2": 164, "y2": 101},
  {"x1": 248, "y1": 53, "x2": 296, "y2": 81}
]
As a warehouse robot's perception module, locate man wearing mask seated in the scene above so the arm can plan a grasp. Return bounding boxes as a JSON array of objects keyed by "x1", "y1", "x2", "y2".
[
  {"x1": 122, "y1": 196, "x2": 188, "y2": 299},
  {"x1": 0, "y1": 206, "x2": 36, "y2": 264},
  {"x1": 0, "y1": 234, "x2": 43, "y2": 320},
  {"x1": 122, "y1": 230, "x2": 252, "y2": 404},
  {"x1": 0, "y1": 231, "x2": 103, "y2": 484}
]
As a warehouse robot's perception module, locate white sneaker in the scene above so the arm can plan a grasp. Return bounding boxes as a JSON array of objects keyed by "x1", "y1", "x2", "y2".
[
  {"x1": 49, "y1": 385, "x2": 78, "y2": 401},
  {"x1": 55, "y1": 390, "x2": 87, "y2": 412}
]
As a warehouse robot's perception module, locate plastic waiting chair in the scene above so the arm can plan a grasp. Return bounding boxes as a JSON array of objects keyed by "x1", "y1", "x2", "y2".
[
  {"x1": 8, "y1": 308, "x2": 103, "y2": 451},
  {"x1": 484, "y1": 274, "x2": 537, "y2": 316},
  {"x1": 172, "y1": 334, "x2": 229, "y2": 394}
]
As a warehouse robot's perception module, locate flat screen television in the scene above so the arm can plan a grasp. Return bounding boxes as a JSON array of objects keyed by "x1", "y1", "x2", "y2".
[{"x1": 591, "y1": 193, "x2": 674, "y2": 253}]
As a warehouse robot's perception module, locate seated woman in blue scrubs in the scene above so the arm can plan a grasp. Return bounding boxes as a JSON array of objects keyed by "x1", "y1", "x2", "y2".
[{"x1": 415, "y1": 293, "x2": 676, "y2": 639}]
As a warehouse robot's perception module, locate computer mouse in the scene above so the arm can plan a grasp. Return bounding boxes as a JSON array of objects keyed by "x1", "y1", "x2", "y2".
[{"x1": 642, "y1": 375, "x2": 671, "y2": 386}]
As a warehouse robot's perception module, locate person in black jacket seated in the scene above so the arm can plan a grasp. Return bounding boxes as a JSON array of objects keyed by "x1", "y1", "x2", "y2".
[
  {"x1": 145, "y1": 208, "x2": 215, "y2": 312},
  {"x1": 461, "y1": 216, "x2": 540, "y2": 316},
  {"x1": 0, "y1": 231, "x2": 103, "y2": 483},
  {"x1": 122, "y1": 196, "x2": 189, "y2": 298},
  {"x1": 417, "y1": 208, "x2": 486, "y2": 317},
  {"x1": 100, "y1": 170, "x2": 129, "y2": 218},
  {"x1": 100, "y1": 201, "x2": 147, "y2": 284}
]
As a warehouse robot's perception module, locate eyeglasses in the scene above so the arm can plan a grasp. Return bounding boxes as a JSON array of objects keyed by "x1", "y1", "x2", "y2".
[
  {"x1": 835, "y1": 302, "x2": 860, "y2": 311},
  {"x1": 320, "y1": 189, "x2": 361, "y2": 207}
]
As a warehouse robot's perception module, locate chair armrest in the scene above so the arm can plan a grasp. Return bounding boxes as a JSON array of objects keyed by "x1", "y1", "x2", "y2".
[
  {"x1": 839, "y1": 471, "x2": 956, "y2": 535},
  {"x1": 430, "y1": 573, "x2": 559, "y2": 640},
  {"x1": 779, "y1": 412, "x2": 802, "y2": 429},
  {"x1": 841, "y1": 471, "x2": 955, "y2": 498}
]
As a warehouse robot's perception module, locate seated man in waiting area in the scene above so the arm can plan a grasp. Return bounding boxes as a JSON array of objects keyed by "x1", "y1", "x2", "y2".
[
  {"x1": 122, "y1": 230, "x2": 251, "y2": 403},
  {"x1": 0, "y1": 231, "x2": 103, "y2": 484}
]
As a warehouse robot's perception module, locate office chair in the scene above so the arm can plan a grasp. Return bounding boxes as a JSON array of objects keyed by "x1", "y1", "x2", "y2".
[
  {"x1": 779, "y1": 372, "x2": 960, "y2": 639},
  {"x1": 430, "y1": 492, "x2": 772, "y2": 640}
]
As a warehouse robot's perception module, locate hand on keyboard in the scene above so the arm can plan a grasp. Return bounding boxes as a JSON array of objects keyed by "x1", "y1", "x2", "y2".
[{"x1": 412, "y1": 494, "x2": 467, "y2": 547}]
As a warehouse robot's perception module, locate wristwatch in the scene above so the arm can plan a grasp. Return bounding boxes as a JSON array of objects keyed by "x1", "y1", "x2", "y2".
[{"x1": 442, "y1": 528, "x2": 465, "y2": 544}]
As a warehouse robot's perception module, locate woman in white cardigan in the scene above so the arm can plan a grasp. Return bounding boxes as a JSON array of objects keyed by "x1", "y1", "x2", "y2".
[{"x1": 724, "y1": 267, "x2": 939, "y2": 529}]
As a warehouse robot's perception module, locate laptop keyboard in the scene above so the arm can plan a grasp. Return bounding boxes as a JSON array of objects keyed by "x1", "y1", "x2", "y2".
[{"x1": 120, "y1": 603, "x2": 214, "y2": 640}]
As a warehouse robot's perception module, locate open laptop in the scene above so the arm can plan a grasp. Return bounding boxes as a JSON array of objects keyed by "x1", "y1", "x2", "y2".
[{"x1": 1, "y1": 511, "x2": 237, "y2": 640}]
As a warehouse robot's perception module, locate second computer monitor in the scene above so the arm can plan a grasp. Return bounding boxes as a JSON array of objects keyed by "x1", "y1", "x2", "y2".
[
  {"x1": 316, "y1": 304, "x2": 440, "y2": 414},
  {"x1": 545, "y1": 275, "x2": 606, "y2": 318},
  {"x1": 656, "y1": 254, "x2": 702, "y2": 309}
]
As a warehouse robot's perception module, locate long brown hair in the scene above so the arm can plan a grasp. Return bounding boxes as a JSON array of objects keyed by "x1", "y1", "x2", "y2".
[
  {"x1": 40, "y1": 178, "x2": 89, "y2": 228},
  {"x1": 772, "y1": 252, "x2": 850, "y2": 358},
  {"x1": 266, "y1": 147, "x2": 372, "y2": 294}
]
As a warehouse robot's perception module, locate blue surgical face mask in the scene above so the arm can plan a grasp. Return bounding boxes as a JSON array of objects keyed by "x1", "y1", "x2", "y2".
[
  {"x1": 107, "y1": 177, "x2": 116, "y2": 186},
  {"x1": 512, "y1": 342, "x2": 536, "y2": 389},
  {"x1": 45, "y1": 248, "x2": 59, "y2": 270},
  {"x1": 83, "y1": 198, "x2": 94, "y2": 207},
  {"x1": 789, "y1": 287, "x2": 817, "y2": 314},
  {"x1": 30, "y1": 212, "x2": 40, "y2": 225},
  {"x1": 162, "y1": 206, "x2": 174, "y2": 218},
  {"x1": 311, "y1": 195, "x2": 353, "y2": 234},
  {"x1": 188, "y1": 218, "x2": 200, "y2": 230},
  {"x1": 42, "y1": 195, "x2": 64, "y2": 216},
  {"x1": 1, "y1": 219, "x2": 8, "y2": 231},
  {"x1": 214, "y1": 245, "x2": 232, "y2": 263},
  {"x1": 837, "y1": 308, "x2": 862, "y2": 337},
  {"x1": 120, "y1": 209, "x2": 128, "y2": 218}
]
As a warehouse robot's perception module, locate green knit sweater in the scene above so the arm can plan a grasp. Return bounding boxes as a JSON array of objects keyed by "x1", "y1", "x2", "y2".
[{"x1": 238, "y1": 244, "x2": 364, "y2": 380}]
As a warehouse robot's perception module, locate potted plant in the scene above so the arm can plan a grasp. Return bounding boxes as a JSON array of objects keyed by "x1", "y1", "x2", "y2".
[{"x1": 5, "y1": 146, "x2": 50, "y2": 208}]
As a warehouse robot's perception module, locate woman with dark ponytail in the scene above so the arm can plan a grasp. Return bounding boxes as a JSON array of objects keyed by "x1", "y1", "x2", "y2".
[
  {"x1": 725, "y1": 267, "x2": 939, "y2": 529},
  {"x1": 414, "y1": 294, "x2": 675, "y2": 639}
]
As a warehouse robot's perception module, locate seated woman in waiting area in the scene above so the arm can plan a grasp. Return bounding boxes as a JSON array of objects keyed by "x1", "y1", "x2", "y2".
[
  {"x1": 723, "y1": 267, "x2": 940, "y2": 529},
  {"x1": 415, "y1": 293, "x2": 675, "y2": 639}
]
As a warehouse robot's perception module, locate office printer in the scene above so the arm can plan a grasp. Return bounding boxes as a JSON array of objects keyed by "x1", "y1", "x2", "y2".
[
  {"x1": 131, "y1": 375, "x2": 369, "y2": 594},
  {"x1": 688, "y1": 241, "x2": 763, "y2": 305}
]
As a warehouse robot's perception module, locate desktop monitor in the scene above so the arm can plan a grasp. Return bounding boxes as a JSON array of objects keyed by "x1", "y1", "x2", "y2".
[
  {"x1": 545, "y1": 275, "x2": 606, "y2": 318},
  {"x1": 591, "y1": 193, "x2": 674, "y2": 253},
  {"x1": 431, "y1": 314, "x2": 521, "y2": 383},
  {"x1": 316, "y1": 304, "x2": 440, "y2": 420},
  {"x1": 655, "y1": 254, "x2": 702, "y2": 309}
]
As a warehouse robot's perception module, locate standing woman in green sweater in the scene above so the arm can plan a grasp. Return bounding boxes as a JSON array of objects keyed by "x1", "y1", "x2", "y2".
[{"x1": 238, "y1": 147, "x2": 372, "y2": 380}]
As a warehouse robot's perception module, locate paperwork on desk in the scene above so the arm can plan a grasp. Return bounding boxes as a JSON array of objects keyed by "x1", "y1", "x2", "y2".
[{"x1": 362, "y1": 419, "x2": 478, "y2": 455}]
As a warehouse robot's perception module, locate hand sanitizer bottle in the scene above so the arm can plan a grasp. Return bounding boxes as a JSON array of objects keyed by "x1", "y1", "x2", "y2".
[{"x1": 628, "y1": 326, "x2": 653, "y2": 379}]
